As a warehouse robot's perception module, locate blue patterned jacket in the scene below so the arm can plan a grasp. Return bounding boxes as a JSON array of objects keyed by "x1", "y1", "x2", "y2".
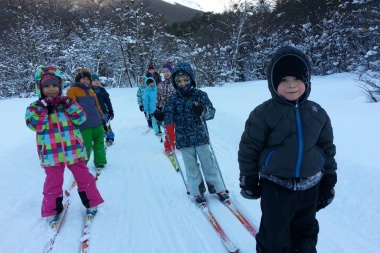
[{"x1": 164, "y1": 88, "x2": 215, "y2": 149}]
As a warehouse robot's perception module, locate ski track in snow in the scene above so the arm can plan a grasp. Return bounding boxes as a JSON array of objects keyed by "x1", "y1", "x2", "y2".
[{"x1": 0, "y1": 73, "x2": 379, "y2": 252}]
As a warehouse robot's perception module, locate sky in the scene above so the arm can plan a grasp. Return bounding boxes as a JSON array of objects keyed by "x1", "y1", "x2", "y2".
[
  {"x1": 0, "y1": 73, "x2": 380, "y2": 252},
  {"x1": 162, "y1": 0, "x2": 232, "y2": 13}
]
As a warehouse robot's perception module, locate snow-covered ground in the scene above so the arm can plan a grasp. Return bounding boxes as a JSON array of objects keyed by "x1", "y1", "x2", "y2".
[{"x1": 0, "y1": 73, "x2": 379, "y2": 252}]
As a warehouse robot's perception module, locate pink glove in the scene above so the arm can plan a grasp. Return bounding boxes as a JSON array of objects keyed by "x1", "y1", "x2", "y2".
[
  {"x1": 54, "y1": 96, "x2": 74, "y2": 108},
  {"x1": 36, "y1": 97, "x2": 54, "y2": 108},
  {"x1": 36, "y1": 97, "x2": 54, "y2": 114}
]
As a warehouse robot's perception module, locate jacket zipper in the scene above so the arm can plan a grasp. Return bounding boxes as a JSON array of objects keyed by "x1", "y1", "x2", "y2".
[
  {"x1": 54, "y1": 108, "x2": 68, "y2": 166},
  {"x1": 295, "y1": 102, "x2": 303, "y2": 179}
]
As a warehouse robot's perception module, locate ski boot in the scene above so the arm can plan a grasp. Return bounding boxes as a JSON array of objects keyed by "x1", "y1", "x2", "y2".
[
  {"x1": 195, "y1": 194, "x2": 206, "y2": 204},
  {"x1": 47, "y1": 213, "x2": 62, "y2": 230},
  {"x1": 216, "y1": 191, "x2": 230, "y2": 202},
  {"x1": 85, "y1": 206, "x2": 98, "y2": 224}
]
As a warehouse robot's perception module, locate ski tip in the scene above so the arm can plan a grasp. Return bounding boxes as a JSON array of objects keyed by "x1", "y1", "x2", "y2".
[
  {"x1": 225, "y1": 243, "x2": 240, "y2": 253},
  {"x1": 198, "y1": 202, "x2": 208, "y2": 209},
  {"x1": 80, "y1": 234, "x2": 91, "y2": 242}
]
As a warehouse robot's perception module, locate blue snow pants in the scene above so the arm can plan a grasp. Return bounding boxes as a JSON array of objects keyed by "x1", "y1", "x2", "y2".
[{"x1": 181, "y1": 144, "x2": 225, "y2": 196}]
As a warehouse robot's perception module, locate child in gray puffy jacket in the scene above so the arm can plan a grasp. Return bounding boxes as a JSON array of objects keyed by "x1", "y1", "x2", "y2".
[{"x1": 238, "y1": 46, "x2": 337, "y2": 252}]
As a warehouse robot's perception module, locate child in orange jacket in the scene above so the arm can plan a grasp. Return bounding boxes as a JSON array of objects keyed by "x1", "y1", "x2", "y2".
[{"x1": 66, "y1": 68, "x2": 107, "y2": 169}]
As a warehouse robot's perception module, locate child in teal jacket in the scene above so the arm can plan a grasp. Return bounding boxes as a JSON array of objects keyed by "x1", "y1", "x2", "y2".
[
  {"x1": 143, "y1": 77, "x2": 161, "y2": 135},
  {"x1": 136, "y1": 75, "x2": 152, "y2": 128}
]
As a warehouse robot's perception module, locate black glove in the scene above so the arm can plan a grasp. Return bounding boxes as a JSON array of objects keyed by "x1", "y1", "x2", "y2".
[
  {"x1": 108, "y1": 111, "x2": 114, "y2": 120},
  {"x1": 139, "y1": 105, "x2": 144, "y2": 112},
  {"x1": 192, "y1": 103, "x2": 204, "y2": 116},
  {"x1": 239, "y1": 175, "x2": 260, "y2": 199},
  {"x1": 37, "y1": 97, "x2": 54, "y2": 114},
  {"x1": 154, "y1": 110, "x2": 165, "y2": 122},
  {"x1": 317, "y1": 173, "x2": 337, "y2": 211}
]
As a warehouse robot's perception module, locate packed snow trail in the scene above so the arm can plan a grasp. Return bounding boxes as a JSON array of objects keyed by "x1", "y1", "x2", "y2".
[{"x1": 0, "y1": 74, "x2": 379, "y2": 252}]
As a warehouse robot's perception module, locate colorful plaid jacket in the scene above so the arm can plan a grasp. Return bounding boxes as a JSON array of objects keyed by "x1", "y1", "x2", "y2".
[
  {"x1": 26, "y1": 66, "x2": 88, "y2": 167},
  {"x1": 26, "y1": 101, "x2": 88, "y2": 167}
]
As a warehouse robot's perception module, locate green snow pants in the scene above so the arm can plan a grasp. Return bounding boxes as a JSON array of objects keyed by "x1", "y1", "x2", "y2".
[{"x1": 81, "y1": 125, "x2": 107, "y2": 167}]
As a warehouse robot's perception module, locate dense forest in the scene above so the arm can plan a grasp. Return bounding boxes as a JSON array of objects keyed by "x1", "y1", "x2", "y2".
[{"x1": 0, "y1": 0, "x2": 379, "y2": 100}]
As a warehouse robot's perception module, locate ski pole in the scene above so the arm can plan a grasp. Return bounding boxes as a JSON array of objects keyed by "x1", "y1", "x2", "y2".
[
  {"x1": 200, "y1": 117, "x2": 228, "y2": 193},
  {"x1": 163, "y1": 123, "x2": 190, "y2": 194}
]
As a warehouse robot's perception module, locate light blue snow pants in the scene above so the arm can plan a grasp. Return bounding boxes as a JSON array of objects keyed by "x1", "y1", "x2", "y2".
[{"x1": 181, "y1": 144, "x2": 225, "y2": 196}]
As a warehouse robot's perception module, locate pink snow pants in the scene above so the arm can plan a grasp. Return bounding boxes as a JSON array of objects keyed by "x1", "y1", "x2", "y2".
[{"x1": 41, "y1": 161, "x2": 104, "y2": 217}]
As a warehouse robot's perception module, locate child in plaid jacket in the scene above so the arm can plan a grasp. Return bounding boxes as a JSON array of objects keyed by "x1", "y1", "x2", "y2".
[{"x1": 25, "y1": 65, "x2": 104, "y2": 224}]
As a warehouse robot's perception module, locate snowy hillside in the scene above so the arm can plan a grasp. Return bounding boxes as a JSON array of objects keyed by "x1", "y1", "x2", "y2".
[
  {"x1": 162, "y1": 0, "x2": 227, "y2": 13},
  {"x1": 0, "y1": 73, "x2": 379, "y2": 252}
]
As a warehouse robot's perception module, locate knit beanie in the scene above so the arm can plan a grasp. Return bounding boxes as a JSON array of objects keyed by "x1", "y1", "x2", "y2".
[
  {"x1": 91, "y1": 73, "x2": 100, "y2": 81},
  {"x1": 272, "y1": 55, "x2": 309, "y2": 90},
  {"x1": 162, "y1": 61, "x2": 173, "y2": 72},
  {"x1": 148, "y1": 61, "x2": 155, "y2": 69},
  {"x1": 74, "y1": 68, "x2": 92, "y2": 82},
  {"x1": 40, "y1": 74, "x2": 61, "y2": 89}
]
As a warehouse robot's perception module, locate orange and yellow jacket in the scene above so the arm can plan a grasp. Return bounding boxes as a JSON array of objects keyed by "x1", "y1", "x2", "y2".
[{"x1": 66, "y1": 83, "x2": 104, "y2": 129}]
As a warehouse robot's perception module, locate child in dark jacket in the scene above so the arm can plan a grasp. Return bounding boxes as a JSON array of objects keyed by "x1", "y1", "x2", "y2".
[
  {"x1": 90, "y1": 73, "x2": 115, "y2": 146},
  {"x1": 154, "y1": 62, "x2": 229, "y2": 203},
  {"x1": 145, "y1": 61, "x2": 162, "y2": 85},
  {"x1": 66, "y1": 68, "x2": 107, "y2": 169},
  {"x1": 238, "y1": 46, "x2": 337, "y2": 252},
  {"x1": 25, "y1": 65, "x2": 104, "y2": 228}
]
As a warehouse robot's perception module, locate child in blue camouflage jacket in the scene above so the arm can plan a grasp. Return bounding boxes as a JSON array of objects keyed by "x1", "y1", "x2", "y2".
[{"x1": 154, "y1": 62, "x2": 229, "y2": 204}]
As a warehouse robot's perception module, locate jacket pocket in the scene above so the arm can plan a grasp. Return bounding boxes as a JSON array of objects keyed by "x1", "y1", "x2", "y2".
[
  {"x1": 300, "y1": 146, "x2": 326, "y2": 175},
  {"x1": 261, "y1": 148, "x2": 277, "y2": 172}
]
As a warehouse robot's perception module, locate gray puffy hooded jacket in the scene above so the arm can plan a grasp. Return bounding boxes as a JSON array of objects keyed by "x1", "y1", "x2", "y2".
[{"x1": 238, "y1": 46, "x2": 337, "y2": 189}]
